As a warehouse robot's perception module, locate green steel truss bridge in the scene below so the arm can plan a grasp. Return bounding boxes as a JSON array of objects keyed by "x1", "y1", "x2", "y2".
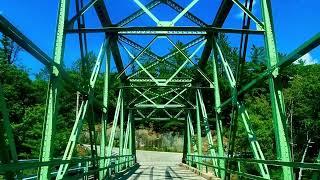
[{"x1": 0, "y1": 0, "x2": 319, "y2": 179}]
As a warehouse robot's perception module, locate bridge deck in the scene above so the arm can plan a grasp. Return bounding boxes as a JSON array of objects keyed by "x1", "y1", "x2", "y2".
[
  {"x1": 126, "y1": 163, "x2": 205, "y2": 180},
  {"x1": 115, "y1": 150, "x2": 206, "y2": 180}
]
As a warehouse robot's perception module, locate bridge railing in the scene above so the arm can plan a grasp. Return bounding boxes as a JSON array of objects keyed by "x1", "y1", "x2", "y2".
[
  {"x1": 0, "y1": 154, "x2": 136, "y2": 179},
  {"x1": 186, "y1": 155, "x2": 320, "y2": 179}
]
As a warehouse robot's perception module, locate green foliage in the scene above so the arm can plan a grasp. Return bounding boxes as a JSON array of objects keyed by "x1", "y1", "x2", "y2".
[
  {"x1": 14, "y1": 105, "x2": 44, "y2": 158},
  {"x1": 284, "y1": 64, "x2": 320, "y2": 161}
]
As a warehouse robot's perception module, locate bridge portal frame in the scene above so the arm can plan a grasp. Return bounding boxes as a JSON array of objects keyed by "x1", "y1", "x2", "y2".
[{"x1": 0, "y1": 0, "x2": 319, "y2": 179}]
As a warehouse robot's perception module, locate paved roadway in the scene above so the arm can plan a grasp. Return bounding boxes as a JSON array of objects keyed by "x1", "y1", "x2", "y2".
[{"x1": 115, "y1": 150, "x2": 205, "y2": 180}]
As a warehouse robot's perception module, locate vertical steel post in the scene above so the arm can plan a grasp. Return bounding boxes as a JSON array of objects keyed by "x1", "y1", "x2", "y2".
[
  {"x1": 123, "y1": 114, "x2": 131, "y2": 168},
  {"x1": 105, "y1": 90, "x2": 123, "y2": 168},
  {"x1": 197, "y1": 90, "x2": 219, "y2": 176},
  {"x1": 182, "y1": 111, "x2": 188, "y2": 164},
  {"x1": 87, "y1": 104, "x2": 98, "y2": 179},
  {"x1": 212, "y1": 50, "x2": 226, "y2": 179},
  {"x1": 196, "y1": 91, "x2": 202, "y2": 170},
  {"x1": 127, "y1": 112, "x2": 133, "y2": 166},
  {"x1": 38, "y1": 0, "x2": 69, "y2": 179},
  {"x1": 128, "y1": 112, "x2": 133, "y2": 166},
  {"x1": 261, "y1": 0, "x2": 293, "y2": 179},
  {"x1": 99, "y1": 39, "x2": 111, "y2": 180},
  {"x1": 186, "y1": 111, "x2": 192, "y2": 166},
  {"x1": 187, "y1": 112, "x2": 198, "y2": 164},
  {"x1": 119, "y1": 90, "x2": 125, "y2": 170},
  {"x1": 214, "y1": 38, "x2": 270, "y2": 179},
  {"x1": 130, "y1": 110, "x2": 136, "y2": 163},
  {"x1": 56, "y1": 41, "x2": 107, "y2": 179}
]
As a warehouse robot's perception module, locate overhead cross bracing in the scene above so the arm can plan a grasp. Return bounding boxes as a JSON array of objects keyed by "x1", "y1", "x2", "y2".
[{"x1": 0, "y1": 0, "x2": 320, "y2": 180}]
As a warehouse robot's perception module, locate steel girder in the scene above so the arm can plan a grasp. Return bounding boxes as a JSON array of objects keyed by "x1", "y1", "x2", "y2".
[
  {"x1": 261, "y1": 0, "x2": 293, "y2": 179},
  {"x1": 66, "y1": 26, "x2": 265, "y2": 35},
  {"x1": 198, "y1": 0, "x2": 234, "y2": 69},
  {"x1": 94, "y1": 0, "x2": 127, "y2": 81},
  {"x1": 38, "y1": 0, "x2": 70, "y2": 179},
  {"x1": 0, "y1": 0, "x2": 319, "y2": 179}
]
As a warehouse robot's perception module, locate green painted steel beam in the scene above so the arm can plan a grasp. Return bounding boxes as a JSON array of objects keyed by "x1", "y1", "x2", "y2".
[
  {"x1": 162, "y1": 36, "x2": 205, "y2": 61},
  {"x1": 213, "y1": 36, "x2": 270, "y2": 178},
  {"x1": 187, "y1": 159, "x2": 268, "y2": 180},
  {"x1": 230, "y1": 0, "x2": 264, "y2": 29},
  {"x1": 123, "y1": 114, "x2": 131, "y2": 168},
  {"x1": 127, "y1": 36, "x2": 204, "y2": 81},
  {"x1": 0, "y1": 155, "x2": 134, "y2": 172},
  {"x1": 279, "y1": 32, "x2": 320, "y2": 68},
  {"x1": 117, "y1": 36, "x2": 158, "y2": 80},
  {"x1": 219, "y1": 32, "x2": 320, "y2": 110},
  {"x1": 119, "y1": 93, "x2": 125, "y2": 170},
  {"x1": 169, "y1": 0, "x2": 200, "y2": 26},
  {"x1": 128, "y1": 111, "x2": 134, "y2": 166},
  {"x1": 93, "y1": 0, "x2": 127, "y2": 81},
  {"x1": 66, "y1": 26, "x2": 265, "y2": 35},
  {"x1": 212, "y1": 38, "x2": 239, "y2": 174},
  {"x1": 105, "y1": 90, "x2": 123, "y2": 168},
  {"x1": 133, "y1": 88, "x2": 188, "y2": 107},
  {"x1": 183, "y1": 113, "x2": 188, "y2": 164},
  {"x1": 128, "y1": 107, "x2": 193, "y2": 110},
  {"x1": 238, "y1": 103, "x2": 270, "y2": 178},
  {"x1": 119, "y1": 35, "x2": 161, "y2": 60},
  {"x1": 130, "y1": 110, "x2": 136, "y2": 163},
  {"x1": 195, "y1": 93, "x2": 202, "y2": 170},
  {"x1": 38, "y1": 0, "x2": 70, "y2": 179},
  {"x1": 134, "y1": 104, "x2": 185, "y2": 108},
  {"x1": 67, "y1": 0, "x2": 100, "y2": 29},
  {"x1": 197, "y1": 90, "x2": 219, "y2": 176},
  {"x1": 99, "y1": 39, "x2": 111, "y2": 180},
  {"x1": 163, "y1": 40, "x2": 207, "y2": 86},
  {"x1": 166, "y1": 36, "x2": 214, "y2": 87},
  {"x1": 211, "y1": 52, "x2": 225, "y2": 179},
  {"x1": 163, "y1": 0, "x2": 207, "y2": 27},
  {"x1": 56, "y1": 40, "x2": 108, "y2": 179},
  {"x1": 186, "y1": 114, "x2": 192, "y2": 165},
  {"x1": 261, "y1": 0, "x2": 293, "y2": 179},
  {"x1": 187, "y1": 112, "x2": 199, "y2": 166},
  {"x1": 0, "y1": 15, "x2": 108, "y2": 113},
  {"x1": 121, "y1": 85, "x2": 212, "y2": 89},
  {"x1": 198, "y1": 0, "x2": 234, "y2": 69},
  {"x1": 117, "y1": 0, "x2": 161, "y2": 27},
  {"x1": 129, "y1": 78, "x2": 192, "y2": 83},
  {"x1": 0, "y1": 15, "x2": 51, "y2": 67},
  {"x1": 134, "y1": 118, "x2": 184, "y2": 121},
  {"x1": 187, "y1": 155, "x2": 320, "y2": 170}
]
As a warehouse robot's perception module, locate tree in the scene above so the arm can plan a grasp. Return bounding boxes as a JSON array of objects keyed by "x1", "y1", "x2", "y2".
[
  {"x1": 0, "y1": 34, "x2": 22, "y2": 64},
  {"x1": 284, "y1": 64, "x2": 320, "y2": 162}
]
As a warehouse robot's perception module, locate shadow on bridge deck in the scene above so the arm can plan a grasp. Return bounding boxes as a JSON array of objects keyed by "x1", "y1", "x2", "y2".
[
  {"x1": 114, "y1": 163, "x2": 205, "y2": 180},
  {"x1": 113, "y1": 150, "x2": 206, "y2": 180}
]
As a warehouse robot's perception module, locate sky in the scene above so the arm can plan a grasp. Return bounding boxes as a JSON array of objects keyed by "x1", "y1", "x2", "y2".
[{"x1": 0, "y1": 0, "x2": 319, "y2": 78}]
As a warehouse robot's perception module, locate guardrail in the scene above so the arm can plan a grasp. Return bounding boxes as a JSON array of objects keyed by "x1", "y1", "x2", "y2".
[
  {"x1": 0, "y1": 154, "x2": 136, "y2": 179},
  {"x1": 186, "y1": 155, "x2": 320, "y2": 179}
]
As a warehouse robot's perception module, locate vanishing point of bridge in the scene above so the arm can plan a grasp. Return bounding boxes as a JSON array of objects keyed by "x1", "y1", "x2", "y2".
[{"x1": 0, "y1": 0, "x2": 320, "y2": 179}]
